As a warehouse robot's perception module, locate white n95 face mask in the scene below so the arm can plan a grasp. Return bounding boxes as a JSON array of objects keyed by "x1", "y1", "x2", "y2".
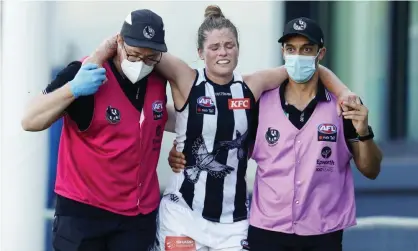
[{"x1": 121, "y1": 60, "x2": 154, "y2": 84}]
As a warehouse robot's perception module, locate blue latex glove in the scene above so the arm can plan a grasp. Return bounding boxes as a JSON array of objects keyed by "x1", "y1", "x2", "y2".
[{"x1": 69, "y1": 63, "x2": 106, "y2": 98}]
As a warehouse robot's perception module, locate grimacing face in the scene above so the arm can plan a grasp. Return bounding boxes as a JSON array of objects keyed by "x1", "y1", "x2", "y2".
[{"x1": 198, "y1": 28, "x2": 239, "y2": 79}]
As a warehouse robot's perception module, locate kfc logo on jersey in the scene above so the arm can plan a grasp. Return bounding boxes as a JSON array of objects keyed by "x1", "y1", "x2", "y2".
[
  {"x1": 152, "y1": 100, "x2": 164, "y2": 120},
  {"x1": 318, "y1": 123, "x2": 337, "y2": 142},
  {"x1": 228, "y1": 98, "x2": 251, "y2": 110},
  {"x1": 196, "y1": 96, "x2": 216, "y2": 115}
]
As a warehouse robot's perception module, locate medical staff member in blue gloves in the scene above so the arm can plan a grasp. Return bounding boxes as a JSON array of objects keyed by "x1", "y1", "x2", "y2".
[{"x1": 21, "y1": 9, "x2": 175, "y2": 251}]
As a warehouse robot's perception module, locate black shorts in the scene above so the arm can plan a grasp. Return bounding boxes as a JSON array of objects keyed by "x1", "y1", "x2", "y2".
[
  {"x1": 52, "y1": 210, "x2": 157, "y2": 251},
  {"x1": 247, "y1": 225, "x2": 343, "y2": 251}
]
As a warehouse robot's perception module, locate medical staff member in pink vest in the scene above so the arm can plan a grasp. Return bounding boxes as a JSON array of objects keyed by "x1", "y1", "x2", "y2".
[
  {"x1": 246, "y1": 17, "x2": 383, "y2": 251},
  {"x1": 21, "y1": 9, "x2": 174, "y2": 251}
]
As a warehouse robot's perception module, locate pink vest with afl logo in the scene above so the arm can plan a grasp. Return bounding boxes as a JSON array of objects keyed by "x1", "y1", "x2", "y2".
[
  {"x1": 250, "y1": 87, "x2": 356, "y2": 235},
  {"x1": 54, "y1": 59, "x2": 167, "y2": 216}
]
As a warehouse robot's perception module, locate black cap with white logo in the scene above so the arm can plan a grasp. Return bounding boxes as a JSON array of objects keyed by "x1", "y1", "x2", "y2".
[
  {"x1": 120, "y1": 9, "x2": 167, "y2": 52},
  {"x1": 278, "y1": 17, "x2": 324, "y2": 47}
]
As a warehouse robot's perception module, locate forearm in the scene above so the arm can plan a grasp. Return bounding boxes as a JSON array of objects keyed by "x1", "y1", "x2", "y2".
[
  {"x1": 155, "y1": 53, "x2": 189, "y2": 87},
  {"x1": 261, "y1": 66, "x2": 288, "y2": 91},
  {"x1": 164, "y1": 103, "x2": 176, "y2": 133},
  {"x1": 82, "y1": 52, "x2": 109, "y2": 66},
  {"x1": 354, "y1": 140, "x2": 383, "y2": 179},
  {"x1": 250, "y1": 66, "x2": 288, "y2": 92},
  {"x1": 83, "y1": 37, "x2": 117, "y2": 66},
  {"x1": 21, "y1": 84, "x2": 75, "y2": 131},
  {"x1": 318, "y1": 65, "x2": 350, "y2": 97}
]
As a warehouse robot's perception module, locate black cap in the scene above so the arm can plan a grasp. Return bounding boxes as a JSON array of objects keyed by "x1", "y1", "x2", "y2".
[
  {"x1": 278, "y1": 17, "x2": 324, "y2": 47},
  {"x1": 120, "y1": 9, "x2": 167, "y2": 52}
]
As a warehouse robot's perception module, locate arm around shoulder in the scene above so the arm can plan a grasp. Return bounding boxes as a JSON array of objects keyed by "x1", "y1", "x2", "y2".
[
  {"x1": 156, "y1": 53, "x2": 196, "y2": 89},
  {"x1": 156, "y1": 53, "x2": 196, "y2": 108},
  {"x1": 318, "y1": 65, "x2": 351, "y2": 97},
  {"x1": 243, "y1": 66, "x2": 288, "y2": 100}
]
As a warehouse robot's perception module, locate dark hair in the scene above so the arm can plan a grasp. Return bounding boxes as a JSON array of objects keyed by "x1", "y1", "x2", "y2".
[{"x1": 197, "y1": 5, "x2": 239, "y2": 50}]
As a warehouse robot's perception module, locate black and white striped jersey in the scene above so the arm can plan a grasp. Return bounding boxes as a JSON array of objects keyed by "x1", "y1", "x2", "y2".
[{"x1": 165, "y1": 68, "x2": 258, "y2": 223}]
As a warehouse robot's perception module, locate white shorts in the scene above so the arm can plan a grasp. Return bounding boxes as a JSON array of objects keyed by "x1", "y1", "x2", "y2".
[{"x1": 154, "y1": 194, "x2": 248, "y2": 251}]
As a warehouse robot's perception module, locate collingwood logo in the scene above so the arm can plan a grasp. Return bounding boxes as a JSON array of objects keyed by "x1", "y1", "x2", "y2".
[
  {"x1": 293, "y1": 19, "x2": 307, "y2": 31},
  {"x1": 265, "y1": 127, "x2": 280, "y2": 146},
  {"x1": 106, "y1": 106, "x2": 121, "y2": 124},
  {"x1": 143, "y1": 26, "x2": 155, "y2": 39}
]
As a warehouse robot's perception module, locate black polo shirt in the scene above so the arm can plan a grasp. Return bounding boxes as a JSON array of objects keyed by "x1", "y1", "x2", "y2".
[
  {"x1": 45, "y1": 60, "x2": 157, "y2": 217},
  {"x1": 279, "y1": 80, "x2": 359, "y2": 145}
]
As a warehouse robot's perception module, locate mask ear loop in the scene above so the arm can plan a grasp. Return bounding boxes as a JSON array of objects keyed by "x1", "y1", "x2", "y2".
[
  {"x1": 314, "y1": 48, "x2": 322, "y2": 67},
  {"x1": 315, "y1": 48, "x2": 322, "y2": 59},
  {"x1": 119, "y1": 43, "x2": 129, "y2": 60},
  {"x1": 118, "y1": 43, "x2": 130, "y2": 80}
]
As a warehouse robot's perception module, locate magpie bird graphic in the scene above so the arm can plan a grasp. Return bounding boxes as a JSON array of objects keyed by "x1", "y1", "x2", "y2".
[
  {"x1": 218, "y1": 130, "x2": 248, "y2": 160},
  {"x1": 184, "y1": 136, "x2": 235, "y2": 184}
]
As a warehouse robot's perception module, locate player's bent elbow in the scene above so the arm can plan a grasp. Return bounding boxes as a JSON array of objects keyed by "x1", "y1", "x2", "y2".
[
  {"x1": 21, "y1": 116, "x2": 48, "y2": 132},
  {"x1": 360, "y1": 165, "x2": 381, "y2": 180},
  {"x1": 21, "y1": 119, "x2": 36, "y2": 131},
  {"x1": 365, "y1": 172, "x2": 379, "y2": 180}
]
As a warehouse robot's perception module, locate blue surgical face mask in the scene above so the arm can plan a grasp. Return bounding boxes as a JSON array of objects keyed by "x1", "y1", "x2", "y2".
[{"x1": 284, "y1": 51, "x2": 320, "y2": 84}]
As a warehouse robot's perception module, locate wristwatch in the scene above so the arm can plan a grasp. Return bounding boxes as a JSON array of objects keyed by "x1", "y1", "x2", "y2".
[{"x1": 358, "y1": 126, "x2": 374, "y2": 142}]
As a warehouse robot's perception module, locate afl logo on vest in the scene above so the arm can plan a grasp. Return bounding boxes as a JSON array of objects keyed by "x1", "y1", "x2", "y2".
[
  {"x1": 265, "y1": 127, "x2": 280, "y2": 146},
  {"x1": 152, "y1": 100, "x2": 164, "y2": 120},
  {"x1": 196, "y1": 96, "x2": 216, "y2": 115},
  {"x1": 317, "y1": 123, "x2": 337, "y2": 142},
  {"x1": 106, "y1": 106, "x2": 121, "y2": 124}
]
